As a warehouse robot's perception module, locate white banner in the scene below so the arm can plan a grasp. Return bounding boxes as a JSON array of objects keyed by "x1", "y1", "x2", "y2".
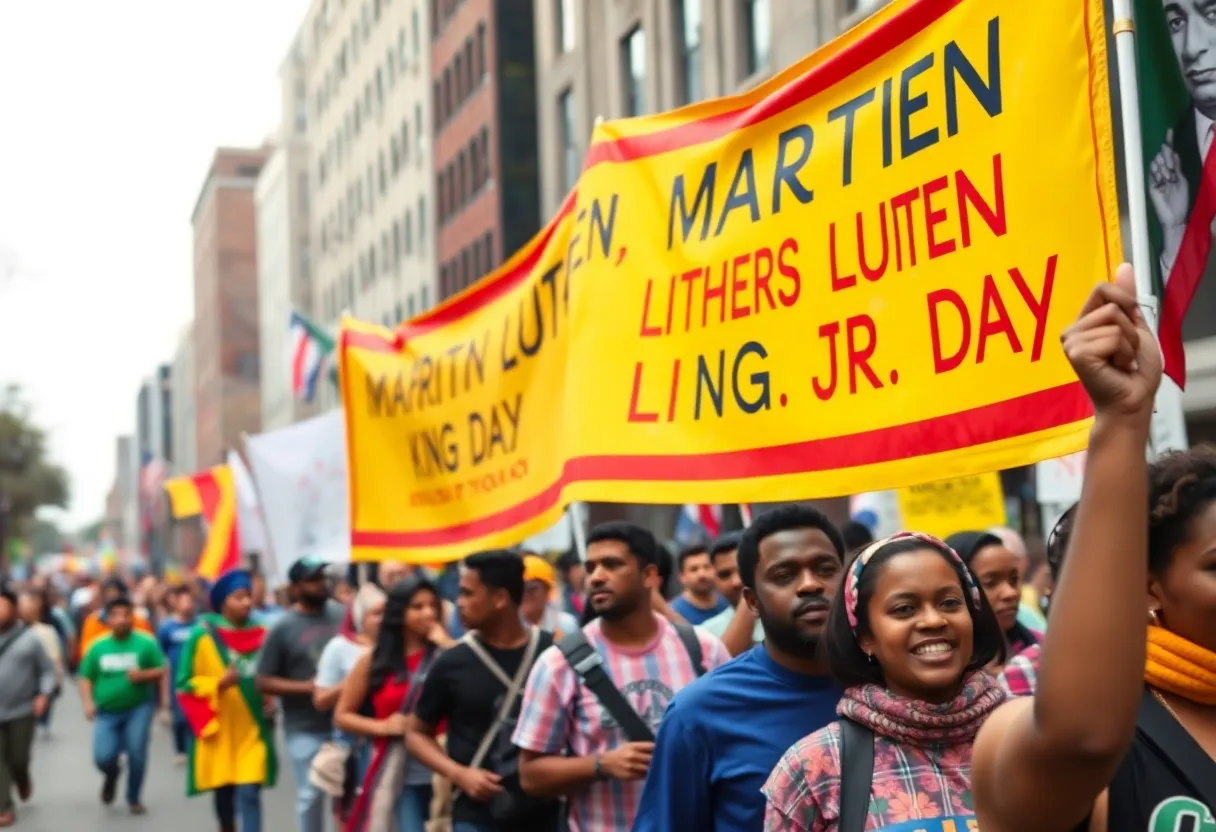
[
  {"x1": 245, "y1": 410, "x2": 350, "y2": 587},
  {"x1": 1035, "y1": 451, "x2": 1087, "y2": 506},
  {"x1": 226, "y1": 449, "x2": 267, "y2": 556}
]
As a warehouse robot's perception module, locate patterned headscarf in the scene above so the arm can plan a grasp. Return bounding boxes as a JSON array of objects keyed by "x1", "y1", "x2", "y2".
[{"x1": 844, "y1": 531, "x2": 982, "y2": 632}]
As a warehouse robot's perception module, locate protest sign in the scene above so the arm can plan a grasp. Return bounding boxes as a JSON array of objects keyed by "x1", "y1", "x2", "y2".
[
  {"x1": 341, "y1": 0, "x2": 1119, "y2": 561},
  {"x1": 897, "y1": 472, "x2": 1007, "y2": 540}
]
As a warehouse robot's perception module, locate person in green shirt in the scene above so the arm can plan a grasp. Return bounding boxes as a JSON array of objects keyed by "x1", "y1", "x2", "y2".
[{"x1": 78, "y1": 596, "x2": 165, "y2": 817}]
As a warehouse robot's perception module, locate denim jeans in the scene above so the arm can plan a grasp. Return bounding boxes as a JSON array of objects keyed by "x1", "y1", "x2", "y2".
[
  {"x1": 397, "y1": 783, "x2": 432, "y2": 832},
  {"x1": 283, "y1": 730, "x2": 327, "y2": 832},
  {"x1": 214, "y1": 783, "x2": 261, "y2": 832},
  {"x1": 171, "y1": 719, "x2": 191, "y2": 756},
  {"x1": 93, "y1": 702, "x2": 155, "y2": 805}
]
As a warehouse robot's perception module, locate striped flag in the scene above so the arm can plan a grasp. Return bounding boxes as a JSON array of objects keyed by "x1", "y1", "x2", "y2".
[
  {"x1": 164, "y1": 465, "x2": 241, "y2": 580},
  {"x1": 675, "y1": 503, "x2": 723, "y2": 545},
  {"x1": 289, "y1": 311, "x2": 336, "y2": 402},
  {"x1": 1137, "y1": 0, "x2": 1215, "y2": 386}
]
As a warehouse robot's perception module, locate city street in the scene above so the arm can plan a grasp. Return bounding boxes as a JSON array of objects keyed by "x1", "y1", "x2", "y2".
[{"x1": 23, "y1": 685, "x2": 295, "y2": 832}]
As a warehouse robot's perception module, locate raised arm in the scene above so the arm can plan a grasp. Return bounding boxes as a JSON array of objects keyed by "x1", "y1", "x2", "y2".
[{"x1": 973, "y1": 265, "x2": 1161, "y2": 832}]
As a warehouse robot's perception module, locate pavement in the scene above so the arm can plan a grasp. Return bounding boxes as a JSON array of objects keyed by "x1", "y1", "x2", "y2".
[{"x1": 20, "y1": 684, "x2": 296, "y2": 832}]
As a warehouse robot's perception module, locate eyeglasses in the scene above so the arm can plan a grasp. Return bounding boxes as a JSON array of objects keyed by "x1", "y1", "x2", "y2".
[{"x1": 1045, "y1": 503, "x2": 1078, "y2": 573}]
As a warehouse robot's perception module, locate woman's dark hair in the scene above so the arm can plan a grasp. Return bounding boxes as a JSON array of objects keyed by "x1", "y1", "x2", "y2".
[
  {"x1": 944, "y1": 531, "x2": 1005, "y2": 567},
  {"x1": 368, "y1": 575, "x2": 439, "y2": 692},
  {"x1": 824, "y1": 536, "x2": 1007, "y2": 690},
  {"x1": 1148, "y1": 445, "x2": 1216, "y2": 573}
]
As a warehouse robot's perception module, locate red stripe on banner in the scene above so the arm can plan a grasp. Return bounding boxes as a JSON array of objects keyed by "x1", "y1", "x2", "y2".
[
  {"x1": 1160, "y1": 149, "x2": 1216, "y2": 387},
  {"x1": 353, "y1": 381, "x2": 1092, "y2": 549},
  {"x1": 582, "y1": 0, "x2": 965, "y2": 169}
]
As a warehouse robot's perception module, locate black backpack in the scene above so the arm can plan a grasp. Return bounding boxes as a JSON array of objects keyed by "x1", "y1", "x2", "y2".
[{"x1": 837, "y1": 718, "x2": 875, "y2": 832}]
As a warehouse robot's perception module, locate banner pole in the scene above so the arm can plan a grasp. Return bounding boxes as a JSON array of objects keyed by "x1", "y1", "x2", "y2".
[
  {"x1": 568, "y1": 502, "x2": 588, "y2": 561},
  {"x1": 1110, "y1": 1, "x2": 1185, "y2": 458},
  {"x1": 738, "y1": 504, "x2": 753, "y2": 527}
]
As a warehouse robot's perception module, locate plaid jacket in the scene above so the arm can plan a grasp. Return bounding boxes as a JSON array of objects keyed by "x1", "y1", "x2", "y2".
[{"x1": 999, "y1": 644, "x2": 1042, "y2": 697}]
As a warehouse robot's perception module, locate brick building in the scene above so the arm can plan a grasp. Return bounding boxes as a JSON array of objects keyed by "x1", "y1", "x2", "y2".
[
  {"x1": 433, "y1": 0, "x2": 540, "y2": 300},
  {"x1": 191, "y1": 147, "x2": 269, "y2": 468}
]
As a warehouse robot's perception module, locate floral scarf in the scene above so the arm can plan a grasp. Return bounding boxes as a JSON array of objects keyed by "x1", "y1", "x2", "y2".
[{"x1": 838, "y1": 670, "x2": 1006, "y2": 748}]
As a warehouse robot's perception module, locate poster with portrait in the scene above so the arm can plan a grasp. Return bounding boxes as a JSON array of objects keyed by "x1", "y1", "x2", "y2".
[{"x1": 1139, "y1": 0, "x2": 1216, "y2": 385}]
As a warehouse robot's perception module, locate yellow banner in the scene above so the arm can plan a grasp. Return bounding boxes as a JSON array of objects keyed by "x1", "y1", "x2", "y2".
[
  {"x1": 341, "y1": 0, "x2": 1119, "y2": 562},
  {"x1": 897, "y1": 472, "x2": 1007, "y2": 540}
]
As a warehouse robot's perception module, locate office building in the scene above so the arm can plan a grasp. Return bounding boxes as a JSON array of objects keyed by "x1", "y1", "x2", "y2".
[
  {"x1": 258, "y1": 26, "x2": 317, "y2": 430},
  {"x1": 532, "y1": 0, "x2": 888, "y2": 218},
  {"x1": 192, "y1": 147, "x2": 269, "y2": 467},
  {"x1": 171, "y1": 324, "x2": 197, "y2": 477},
  {"x1": 433, "y1": 0, "x2": 540, "y2": 301},
  {"x1": 304, "y1": 0, "x2": 437, "y2": 414}
]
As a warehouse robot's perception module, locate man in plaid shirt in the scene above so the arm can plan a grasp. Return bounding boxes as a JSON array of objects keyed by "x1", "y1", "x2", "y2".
[{"x1": 513, "y1": 522, "x2": 729, "y2": 832}]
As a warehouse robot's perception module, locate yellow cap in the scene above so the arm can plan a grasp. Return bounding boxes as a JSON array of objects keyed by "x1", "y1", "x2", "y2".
[{"x1": 523, "y1": 555, "x2": 556, "y2": 588}]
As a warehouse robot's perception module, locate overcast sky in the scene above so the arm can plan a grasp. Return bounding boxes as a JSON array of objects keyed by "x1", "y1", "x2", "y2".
[{"x1": 0, "y1": 0, "x2": 310, "y2": 529}]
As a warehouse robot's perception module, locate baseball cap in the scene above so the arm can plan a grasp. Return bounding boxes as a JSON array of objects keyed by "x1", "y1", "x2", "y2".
[
  {"x1": 522, "y1": 555, "x2": 556, "y2": 589},
  {"x1": 288, "y1": 556, "x2": 329, "y2": 583}
]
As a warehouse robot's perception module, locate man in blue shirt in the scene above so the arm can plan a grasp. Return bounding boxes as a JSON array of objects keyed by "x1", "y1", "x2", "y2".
[
  {"x1": 669, "y1": 544, "x2": 730, "y2": 625},
  {"x1": 633, "y1": 505, "x2": 847, "y2": 832},
  {"x1": 155, "y1": 586, "x2": 197, "y2": 764}
]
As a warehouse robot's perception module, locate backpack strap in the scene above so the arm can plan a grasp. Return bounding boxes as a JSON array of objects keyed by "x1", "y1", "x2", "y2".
[
  {"x1": 837, "y1": 718, "x2": 874, "y2": 832},
  {"x1": 672, "y1": 623, "x2": 706, "y2": 678},
  {"x1": 556, "y1": 630, "x2": 654, "y2": 743}
]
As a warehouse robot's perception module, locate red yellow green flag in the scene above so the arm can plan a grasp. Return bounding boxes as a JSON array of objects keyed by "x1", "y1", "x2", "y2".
[{"x1": 165, "y1": 466, "x2": 241, "y2": 580}]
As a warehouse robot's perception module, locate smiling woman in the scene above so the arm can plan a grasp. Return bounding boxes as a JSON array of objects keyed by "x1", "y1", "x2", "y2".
[{"x1": 762, "y1": 532, "x2": 1007, "y2": 832}]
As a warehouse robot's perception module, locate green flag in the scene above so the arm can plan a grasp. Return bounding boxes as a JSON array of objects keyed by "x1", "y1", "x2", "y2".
[{"x1": 1135, "y1": 0, "x2": 1216, "y2": 386}]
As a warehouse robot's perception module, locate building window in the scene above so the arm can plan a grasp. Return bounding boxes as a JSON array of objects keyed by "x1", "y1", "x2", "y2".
[
  {"x1": 556, "y1": 0, "x2": 576, "y2": 53},
  {"x1": 559, "y1": 88, "x2": 578, "y2": 192},
  {"x1": 437, "y1": 172, "x2": 445, "y2": 222},
  {"x1": 404, "y1": 209, "x2": 413, "y2": 254},
  {"x1": 378, "y1": 150, "x2": 387, "y2": 194},
  {"x1": 480, "y1": 125, "x2": 491, "y2": 181},
  {"x1": 391, "y1": 136, "x2": 399, "y2": 173},
  {"x1": 677, "y1": 0, "x2": 702, "y2": 104},
  {"x1": 464, "y1": 38, "x2": 475, "y2": 93},
  {"x1": 476, "y1": 22, "x2": 486, "y2": 79},
  {"x1": 472, "y1": 238, "x2": 482, "y2": 278},
  {"x1": 381, "y1": 231, "x2": 390, "y2": 274},
  {"x1": 369, "y1": 244, "x2": 378, "y2": 283},
  {"x1": 443, "y1": 67, "x2": 452, "y2": 115},
  {"x1": 483, "y1": 231, "x2": 494, "y2": 269},
  {"x1": 418, "y1": 196, "x2": 427, "y2": 251},
  {"x1": 421, "y1": 283, "x2": 429, "y2": 309},
  {"x1": 458, "y1": 149, "x2": 467, "y2": 205},
  {"x1": 433, "y1": 80, "x2": 443, "y2": 126},
  {"x1": 742, "y1": 0, "x2": 771, "y2": 77},
  {"x1": 446, "y1": 162, "x2": 456, "y2": 214},
  {"x1": 415, "y1": 102, "x2": 424, "y2": 144},
  {"x1": 471, "y1": 135, "x2": 482, "y2": 190},
  {"x1": 387, "y1": 49, "x2": 396, "y2": 87},
  {"x1": 408, "y1": 294, "x2": 416, "y2": 316},
  {"x1": 455, "y1": 54, "x2": 464, "y2": 102},
  {"x1": 401, "y1": 118, "x2": 410, "y2": 160},
  {"x1": 621, "y1": 26, "x2": 646, "y2": 116},
  {"x1": 412, "y1": 7, "x2": 421, "y2": 58},
  {"x1": 461, "y1": 249, "x2": 470, "y2": 288},
  {"x1": 393, "y1": 219, "x2": 402, "y2": 266}
]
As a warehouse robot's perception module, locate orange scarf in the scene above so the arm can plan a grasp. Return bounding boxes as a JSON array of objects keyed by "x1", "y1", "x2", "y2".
[{"x1": 1145, "y1": 625, "x2": 1216, "y2": 705}]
